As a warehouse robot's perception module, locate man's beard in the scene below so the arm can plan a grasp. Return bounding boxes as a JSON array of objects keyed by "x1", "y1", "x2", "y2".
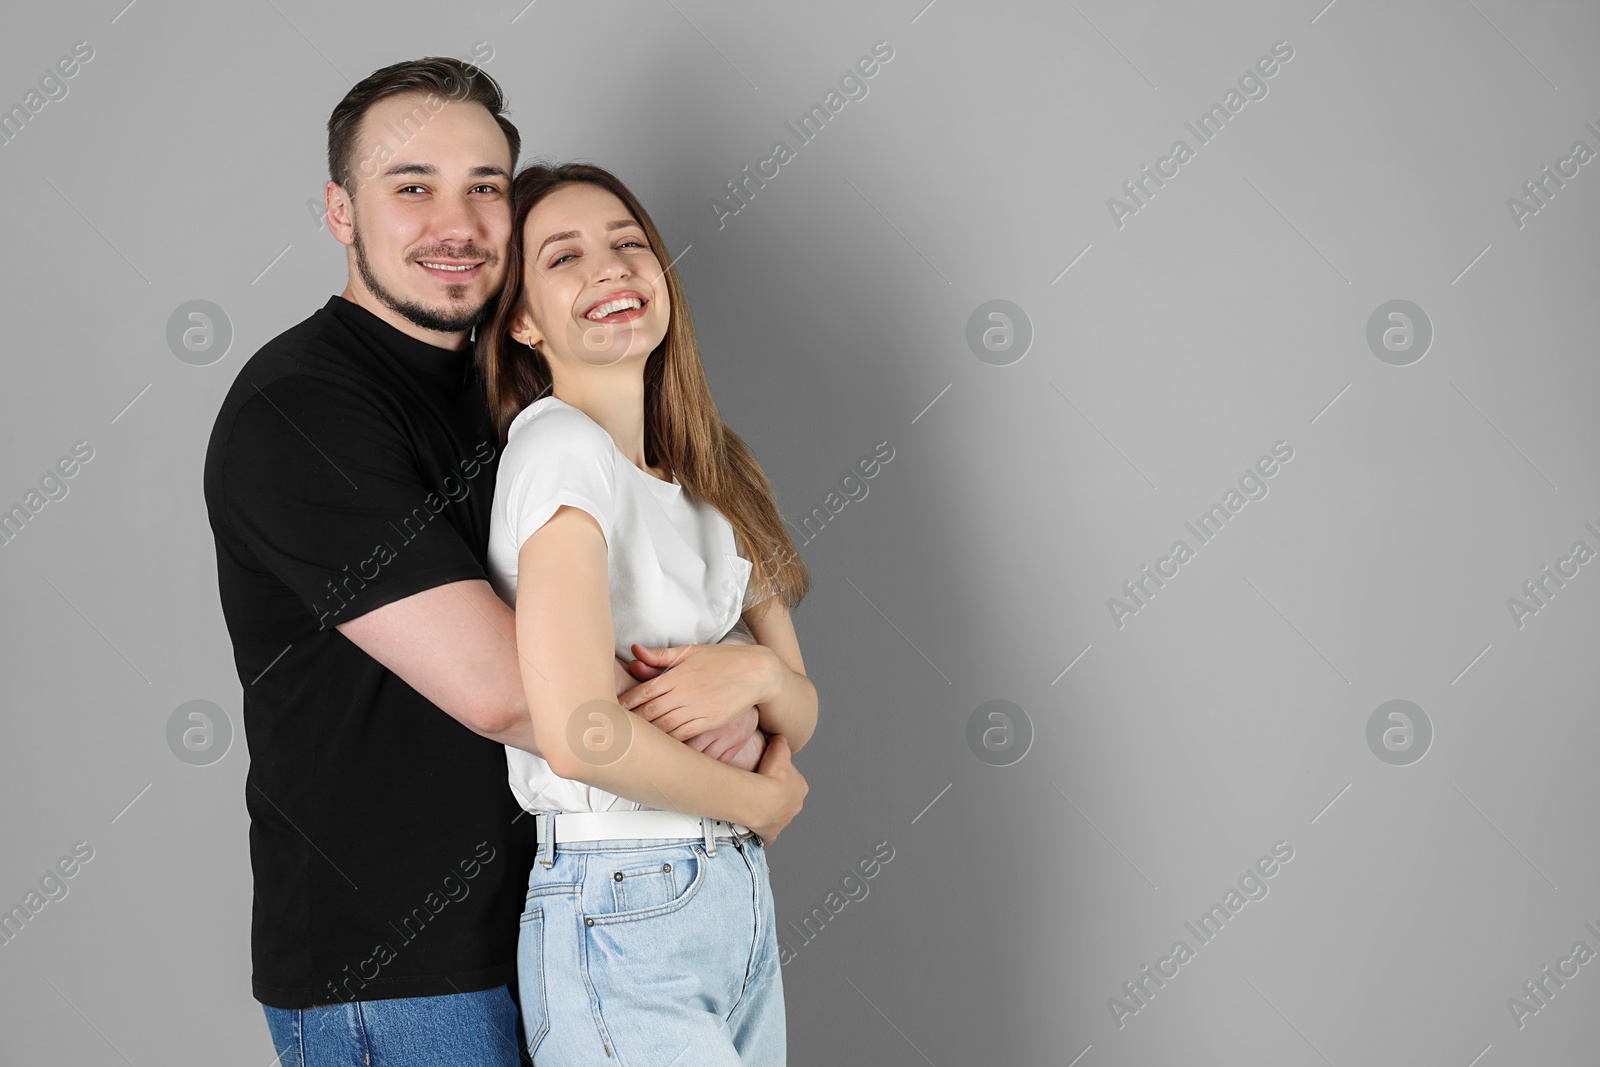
[{"x1": 353, "y1": 227, "x2": 495, "y2": 335}]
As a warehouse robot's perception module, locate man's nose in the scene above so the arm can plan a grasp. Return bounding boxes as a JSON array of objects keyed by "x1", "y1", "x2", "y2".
[{"x1": 431, "y1": 191, "x2": 483, "y2": 244}]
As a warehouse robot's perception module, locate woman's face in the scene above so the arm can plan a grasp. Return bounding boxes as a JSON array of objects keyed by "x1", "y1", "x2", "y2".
[{"x1": 512, "y1": 182, "x2": 670, "y2": 371}]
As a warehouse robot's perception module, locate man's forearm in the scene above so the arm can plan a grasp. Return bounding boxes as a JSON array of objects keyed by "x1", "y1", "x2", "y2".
[
  {"x1": 479, "y1": 656, "x2": 636, "y2": 755},
  {"x1": 481, "y1": 704, "x2": 539, "y2": 754}
]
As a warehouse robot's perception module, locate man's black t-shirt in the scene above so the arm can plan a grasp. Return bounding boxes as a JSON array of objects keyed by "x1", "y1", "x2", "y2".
[{"x1": 202, "y1": 294, "x2": 534, "y2": 1010}]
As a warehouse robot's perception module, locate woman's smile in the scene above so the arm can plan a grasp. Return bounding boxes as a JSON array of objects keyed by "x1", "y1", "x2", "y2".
[{"x1": 583, "y1": 289, "x2": 650, "y2": 324}]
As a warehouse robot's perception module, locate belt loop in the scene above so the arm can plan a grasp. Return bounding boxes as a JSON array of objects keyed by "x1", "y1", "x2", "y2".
[
  {"x1": 702, "y1": 814, "x2": 717, "y2": 856},
  {"x1": 537, "y1": 812, "x2": 557, "y2": 868}
]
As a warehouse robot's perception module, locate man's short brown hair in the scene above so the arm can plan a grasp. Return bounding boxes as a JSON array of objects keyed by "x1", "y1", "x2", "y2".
[{"x1": 327, "y1": 57, "x2": 520, "y2": 195}]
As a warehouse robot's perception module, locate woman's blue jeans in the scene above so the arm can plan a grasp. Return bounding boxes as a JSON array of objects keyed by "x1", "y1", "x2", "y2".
[{"x1": 519, "y1": 821, "x2": 786, "y2": 1065}]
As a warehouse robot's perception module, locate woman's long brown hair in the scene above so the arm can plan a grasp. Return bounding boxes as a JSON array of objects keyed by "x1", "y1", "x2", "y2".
[{"x1": 476, "y1": 161, "x2": 809, "y2": 615}]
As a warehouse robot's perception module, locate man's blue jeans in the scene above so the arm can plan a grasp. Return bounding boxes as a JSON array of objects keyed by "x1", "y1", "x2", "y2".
[{"x1": 262, "y1": 984, "x2": 525, "y2": 1066}]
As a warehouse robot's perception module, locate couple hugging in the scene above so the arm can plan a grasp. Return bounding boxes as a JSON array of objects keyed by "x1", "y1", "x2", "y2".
[{"x1": 203, "y1": 54, "x2": 816, "y2": 1066}]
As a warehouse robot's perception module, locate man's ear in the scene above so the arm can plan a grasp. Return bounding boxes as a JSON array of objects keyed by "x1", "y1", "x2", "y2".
[{"x1": 325, "y1": 180, "x2": 355, "y2": 246}]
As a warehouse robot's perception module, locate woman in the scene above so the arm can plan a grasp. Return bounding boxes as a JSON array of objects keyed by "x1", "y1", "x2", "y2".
[{"x1": 478, "y1": 161, "x2": 816, "y2": 1065}]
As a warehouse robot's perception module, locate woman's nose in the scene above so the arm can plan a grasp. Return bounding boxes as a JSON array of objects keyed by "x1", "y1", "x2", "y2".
[{"x1": 590, "y1": 247, "x2": 628, "y2": 281}]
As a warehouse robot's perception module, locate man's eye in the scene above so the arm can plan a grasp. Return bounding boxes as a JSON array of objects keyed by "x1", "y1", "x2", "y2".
[
  {"x1": 473, "y1": 184, "x2": 502, "y2": 195},
  {"x1": 399, "y1": 185, "x2": 427, "y2": 195}
]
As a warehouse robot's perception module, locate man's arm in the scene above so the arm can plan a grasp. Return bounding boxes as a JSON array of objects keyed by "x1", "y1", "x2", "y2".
[
  {"x1": 334, "y1": 578, "x2": 537, "y2": 752},
  {"x1": 337, "y1": 580, "x2": 763, "y2": 762},
  {"x1": 215, "y1": 378, "x2": 664, "y2": 759}
]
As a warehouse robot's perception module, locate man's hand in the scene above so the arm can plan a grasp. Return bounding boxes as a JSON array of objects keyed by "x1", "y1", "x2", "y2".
[
  {"x1": 721, "y1": 725, "x2": 770, "y2": 772},
  {"x1": 618, "y1": 641, "x2": 779, "y2": 742},
  {"x1": 685, "y1": 707, "x2": 768, "y2": 771}
]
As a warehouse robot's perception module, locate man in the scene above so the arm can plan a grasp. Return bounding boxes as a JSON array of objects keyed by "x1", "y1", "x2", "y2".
[{"x1": 202, "y1": 57, "x2": 779, "y2": 1064}]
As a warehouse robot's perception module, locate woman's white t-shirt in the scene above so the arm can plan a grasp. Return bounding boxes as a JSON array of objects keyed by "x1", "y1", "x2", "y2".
[{"x1": 486, "y1": 396, "x2": 755, "y2": 815}]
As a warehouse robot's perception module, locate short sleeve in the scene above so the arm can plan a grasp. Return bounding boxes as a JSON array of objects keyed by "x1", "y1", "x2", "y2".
[
  {"x1": 743, "y1": 574, "x2": 778, "y2": 612},
  {"x1": 499, "y1": 405, "x2": 618, "y2": 551},
  {"x1": 735, "y1": 541, "x2": 783, "y2": 612},
  {"x1": 217, "y1": 377, "x2": 487, "y2": 628}
]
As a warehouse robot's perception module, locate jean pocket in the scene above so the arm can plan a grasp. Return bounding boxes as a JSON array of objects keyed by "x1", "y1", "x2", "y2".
[
  {"x1": 582, "y1": 843, "x2": 705, "y2": 926},
  {"x1": 518, "y1": 906, "x2": 551, "y2": 1057}
]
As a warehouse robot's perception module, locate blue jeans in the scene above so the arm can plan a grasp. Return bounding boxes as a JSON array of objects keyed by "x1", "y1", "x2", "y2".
[
  {"x1": 262, "y1": 984, "x2": 525, "y2": 1066},
  {"x1": 520, "y1": 822, "x2": 786, "y2": 1064}
]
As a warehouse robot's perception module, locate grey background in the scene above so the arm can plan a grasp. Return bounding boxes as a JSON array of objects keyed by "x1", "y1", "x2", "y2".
[{"x1": 2, "y1": 0, "x2": 1598, "y2": 1063}]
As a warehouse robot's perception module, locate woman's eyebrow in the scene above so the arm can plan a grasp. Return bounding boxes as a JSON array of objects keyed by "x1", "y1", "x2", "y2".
[{"x1": 536, "y1": 219, "x2": 642, "y2": 255}]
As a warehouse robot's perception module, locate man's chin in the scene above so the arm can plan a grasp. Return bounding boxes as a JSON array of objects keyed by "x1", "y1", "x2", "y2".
[{"x1": 387, "y1": 291, "x2": 491, "y2": 335}]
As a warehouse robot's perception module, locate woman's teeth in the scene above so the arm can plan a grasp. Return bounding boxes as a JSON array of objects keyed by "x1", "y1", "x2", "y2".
[{"x1": 586, "y1": 297, "x2": 643, "y2": 321}]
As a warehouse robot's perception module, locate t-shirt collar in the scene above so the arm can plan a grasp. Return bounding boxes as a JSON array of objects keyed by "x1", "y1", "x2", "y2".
[{"x1": 323, "y1": 294, "x2": 476, "y2": 391}]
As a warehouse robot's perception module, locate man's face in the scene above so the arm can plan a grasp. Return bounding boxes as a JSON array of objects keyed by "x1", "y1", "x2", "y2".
[{"x1": 333, "y1": 92, "x2": 512, "y2": 341}]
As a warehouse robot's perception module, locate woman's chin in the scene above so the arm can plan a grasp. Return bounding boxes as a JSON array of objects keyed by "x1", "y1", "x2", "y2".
[{"x1": 554, "y1": 335, "x2": 665, "y2": 369}]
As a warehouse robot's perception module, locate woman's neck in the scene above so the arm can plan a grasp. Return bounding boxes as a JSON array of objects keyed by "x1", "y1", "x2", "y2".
[{"x1": 550, "y1": 375, "x2": 657, "y2": 475}]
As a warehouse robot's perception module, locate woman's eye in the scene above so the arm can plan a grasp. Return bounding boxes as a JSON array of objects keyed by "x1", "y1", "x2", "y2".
[
  {"x1": 549, "y1": 253, "x2": 575, "y2": 266},
  {"x1": 620, "y1": 238, "x2": 647, "y2": 249}
]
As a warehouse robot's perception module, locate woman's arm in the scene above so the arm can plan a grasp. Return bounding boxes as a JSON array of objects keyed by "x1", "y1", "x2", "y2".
[
  {"x1": 517, "y1": 504, "x2": 793, "y2": 826},
  {"x1": 618, "y1": 607, "x2": 816, "y2": 754},
  {"x1": 679, "y1": 623, "x2": 768, "y2": 770},
  {"x1": 620, "y1": 635, "x2": 767, "y2": 771},
  {"x1": 743, "y1": 594, "x2": 818, "y2": 753}
]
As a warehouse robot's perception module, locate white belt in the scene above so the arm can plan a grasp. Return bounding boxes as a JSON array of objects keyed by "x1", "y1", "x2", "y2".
[{"x1": 534, "y1": 808, "x2": 753, "y2": 843}]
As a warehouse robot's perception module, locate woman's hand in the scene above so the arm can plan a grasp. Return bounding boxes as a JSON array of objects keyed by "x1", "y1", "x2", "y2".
[
  {"x1": 617, "y1": 650, "x2": 766, "y2": 767},
  {"x1": 749, "y1": 734, "x2": 806, "y2": 843},
  {"x1": 618, "y1": 641, "x2": 779, "y2": 741}
]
